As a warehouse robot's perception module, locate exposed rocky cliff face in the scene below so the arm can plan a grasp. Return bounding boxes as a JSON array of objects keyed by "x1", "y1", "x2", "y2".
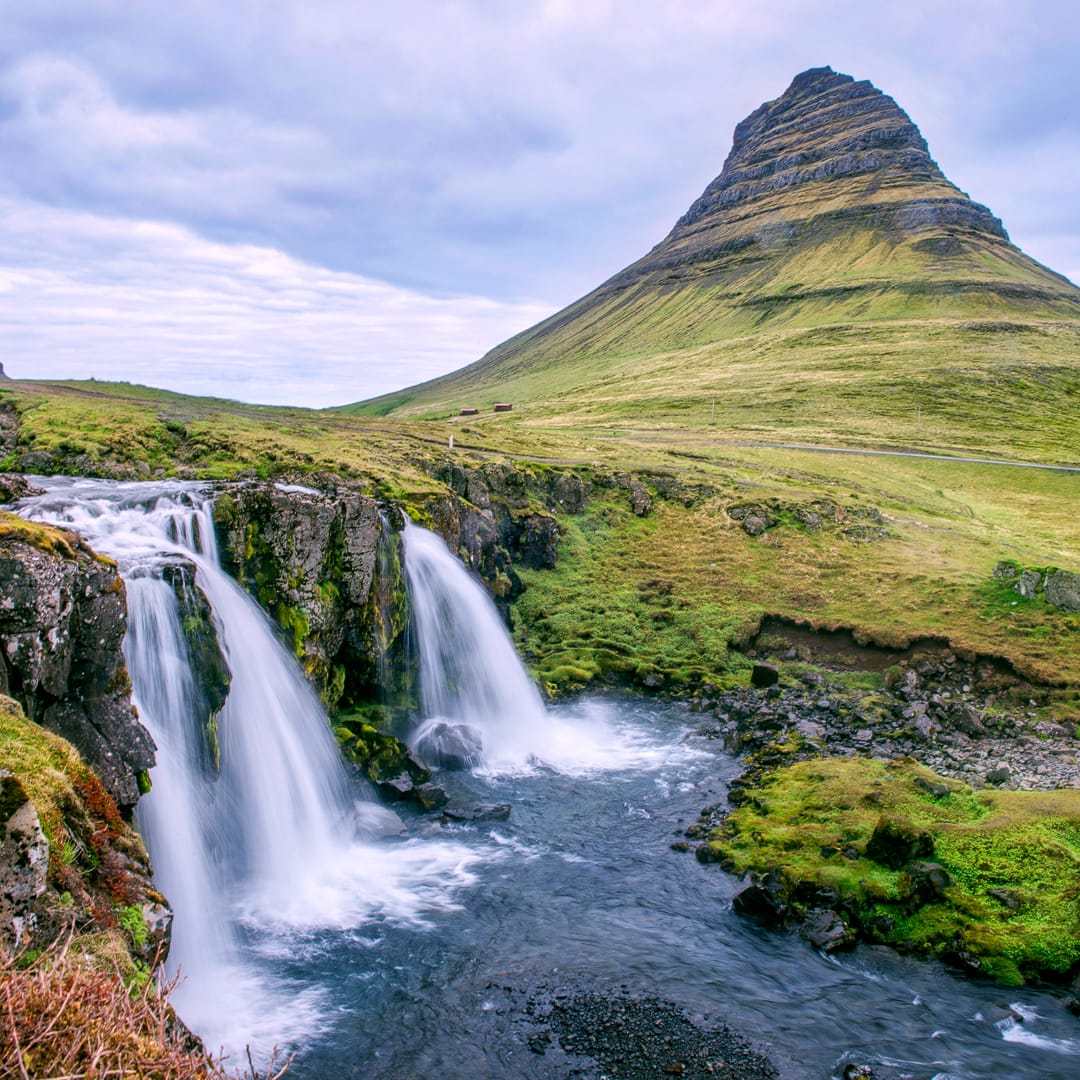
[
  {"x1": 208, "y1": 465, "x2": 689, "y2": 711},
  {"x1": 609, "y1": 65, "x2": 1013, "y2": 290},
  {"x1": 1, "y1": 695, "x2": 170, "y2": 969},
  {"x1": 213, "y1": 483, "x2": 395, "y2": 712},
  {"x1": 0, "y1": 513, "x2": 155, "y2": 810}
]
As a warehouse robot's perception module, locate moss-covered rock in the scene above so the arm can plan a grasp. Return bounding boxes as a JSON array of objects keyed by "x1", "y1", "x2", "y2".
[
  {"x1": 213, "y1": 482, "x2": 394, "y2": 713},
  {"x1": 705, "y1": 756, "x2": 1080, "y2": 985},
  {"x1": 161, "y1": 561, "x2": 230, "y2": 774},
  {"x1": 0, "y1": 695, "x2": 171, "y2": 969},
  {"x1": 0, "y1": 513, "x2": 154, "y2": 809},
  {"x1": 333, "y1": 710, "x2": 446, "y2": 808}
]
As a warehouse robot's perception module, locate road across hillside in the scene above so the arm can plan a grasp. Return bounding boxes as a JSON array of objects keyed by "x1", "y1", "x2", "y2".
[{"x1": 732, "y1": 441, "x2": 1080, "y2": 474}]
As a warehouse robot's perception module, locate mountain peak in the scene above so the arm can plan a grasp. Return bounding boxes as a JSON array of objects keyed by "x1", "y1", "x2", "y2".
[
  {"x1": 354, "y1": 67, "x2": 1080, "y2": 439},
  {"x1": 673, "y1": 67, "x2": 955, "y2": 235}
]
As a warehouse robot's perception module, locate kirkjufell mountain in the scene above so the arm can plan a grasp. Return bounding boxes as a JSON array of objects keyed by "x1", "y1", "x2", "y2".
[{"x1": 351, "y1": 67, "x2": 1080, "y2": 461}]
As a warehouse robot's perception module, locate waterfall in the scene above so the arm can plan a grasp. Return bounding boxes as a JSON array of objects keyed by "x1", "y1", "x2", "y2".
[
  {"x1": 19, "y1": 479, "x2": 482, "y2": 1060},
  {"x1": 401, "y1": 519, "x2": 673, "y2": 775}
]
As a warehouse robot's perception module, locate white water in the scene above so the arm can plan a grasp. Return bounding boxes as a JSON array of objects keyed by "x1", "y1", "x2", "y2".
[
  {"x1": 402, "y1": 520, "x2": 695, "y2": 775},
  {"x1": 20, "y1": 479, "x2": 484, "y2": 1060}
]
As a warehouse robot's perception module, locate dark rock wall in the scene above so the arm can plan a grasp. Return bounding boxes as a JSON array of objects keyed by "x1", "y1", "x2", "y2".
[
  {"x1": 213, "y1": 483, "x2": 393, "y2": 712},
  {"x1": 0, "y1": 520, "x2": 154, "y2": 810}
]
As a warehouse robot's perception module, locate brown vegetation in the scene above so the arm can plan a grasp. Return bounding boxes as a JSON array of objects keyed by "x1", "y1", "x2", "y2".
[{"x1": 1, "y1": 932, "x2": 290, "y2": 1080}]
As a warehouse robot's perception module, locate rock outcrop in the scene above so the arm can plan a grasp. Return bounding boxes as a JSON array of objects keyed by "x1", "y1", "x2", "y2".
[
  {"x1": 1, "y1": 695, "x2": 170, "y2": 968},
  {"x1": 0, "y1": 513, "x2": 154, "y2": 809},
  {"x1": 213, "y1": 482, "x2": 398, "y2": 712},
  {"x1": 648, "y1": 65, "x2": 1007, "y2": 281}
]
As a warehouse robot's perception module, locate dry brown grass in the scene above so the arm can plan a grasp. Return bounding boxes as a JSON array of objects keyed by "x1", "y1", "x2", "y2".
[{"x1": 0, "y1": 931, "x2": 290, "y2": 1080}]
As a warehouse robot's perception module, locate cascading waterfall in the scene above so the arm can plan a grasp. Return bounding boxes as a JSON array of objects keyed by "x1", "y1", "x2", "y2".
[
  {"x1": 19, "y1": 479, "x2": 482, "y2": 1060},
  {"x1": 401, "y1": 519, "x2": 676, "y2": 774}
]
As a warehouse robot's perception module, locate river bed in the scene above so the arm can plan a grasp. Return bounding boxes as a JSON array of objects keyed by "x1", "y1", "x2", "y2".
[{"x1": 235, "y1": 698, "x2": 1079, "y2": 1080}]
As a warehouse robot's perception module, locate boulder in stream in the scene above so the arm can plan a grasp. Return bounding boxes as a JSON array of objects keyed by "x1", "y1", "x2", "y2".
[{"x1": 412, "y1": 720, "x2": 484, "y2": 770}]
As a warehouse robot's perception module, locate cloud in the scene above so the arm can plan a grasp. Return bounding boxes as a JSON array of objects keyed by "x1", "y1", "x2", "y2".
[
  {"x1": 1, "y1": 1, "x2": 1070, "y2": 303},
  {"x1": 0, "y1": 197, "x2": 551, "y2": 407},
  {"x1": 0, "y1": 1, "x2": 1076, "y2": 400}
]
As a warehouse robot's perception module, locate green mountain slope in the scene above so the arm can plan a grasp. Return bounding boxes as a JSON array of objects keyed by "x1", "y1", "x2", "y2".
[{"x1": 348, "y1": 67, "x2": 1080, "y2": 463}]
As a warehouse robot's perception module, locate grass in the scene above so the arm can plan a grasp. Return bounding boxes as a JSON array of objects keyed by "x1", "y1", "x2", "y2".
[
  {"x1": 0, "y1": 931, "x2": 291, "y2": 1079},
  {"x1": 4, "y1": 377, "x2": 1079, "y2": 709},
  {"x1": 347, "y1": 198, "x2": 1080, "y2": 468},
  {"x1": 702, "y1": 756, "x2": 1080, "y2": 984},
  {"x1": 508, "y1": 453, "x2": 1080, "y2": 701}
]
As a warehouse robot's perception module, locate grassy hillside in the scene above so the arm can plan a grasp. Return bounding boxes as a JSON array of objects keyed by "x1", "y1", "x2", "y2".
[
  {"x1": 3, "y1": 377, "x2": 1078, "y2": 704},
  {"x1": 346, "y1": 70, "x2": 1080, "y2": 466},
  {"x1": 346, "y1": 224, "x2": 1080, "y2": 464}
]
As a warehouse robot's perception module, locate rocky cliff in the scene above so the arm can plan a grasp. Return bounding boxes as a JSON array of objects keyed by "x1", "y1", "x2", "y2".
[
  {"x1": 213, "y1": 483, "x2": 396, "y2": 713},
  {"x1": 619, "y1": 65, "x2": 1009, "y2": 286},
  {"x1": 208, "y1": 465, "x2": 676, "y2": 710},
  {"x1": 1, "y1": 694, "x2": 169, "y2": 971},
  {"x1": 0, "y1": 512, "x2": 155, "y2": 810}
]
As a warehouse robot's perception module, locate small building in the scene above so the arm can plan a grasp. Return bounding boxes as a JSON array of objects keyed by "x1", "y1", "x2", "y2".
[
  {"x1": 459, "y1": 407, "x2": 479, "y2": 416},
  {"x1": 493, "y1": 402, "x2": 513, "y2": 412}
]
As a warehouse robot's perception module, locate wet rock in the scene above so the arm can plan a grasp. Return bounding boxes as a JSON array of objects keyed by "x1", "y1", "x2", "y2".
[
  {"x1": 795, "y1": 882, "x2": 840, "y2": 907},
  {"x1": 1064, "y1": 996, "x2": 1080, "y2": 1017},
  {"x1": 375, "y1": 773, "x2": 416, "y2": 801},
  {"x1": 413, "y1": 783, "x2": 449, "y2": 811},
  {"x1": 0, "y1": 474, "x2": 43, "y2": 504},
  {"x1": 0, "y1": 518, "x2": 154, "y2": 809},
  {"x1": 162, "y1": 560, "x2": 230, "y2": 774},
  {"x1": 732, "y1": 868, "x2": 792, "y2": 927},
  {"x1": 801, "y1": 908, "x2": 856, "y2": 953},
  {"x1": 842, "y1": 1065, "x2": 875, "y2": 1079},
  {"x1": 213, "y1": 483, "x2": 389, "y2": 711},
  {"x1": 901, "y1": 861, "x2": 954, "y2": 906},
  {"x1": 750, "y1": 663, "x2": 780, "y2": 688},
  {"x1": 942, "y1": 930, "x2": 982, "y2": 974},
  {"x1": 865, "y1": 816, "x2": 934, "y2": 869},
  {"x1": 413, "y1": 720, "x2": 484, "y2": 770},
  {"x1": 138, "y1": 901, "x2": 174, "y2": 964}
]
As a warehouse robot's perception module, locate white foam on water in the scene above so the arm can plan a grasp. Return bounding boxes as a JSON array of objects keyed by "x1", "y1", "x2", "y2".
[{"x1": 402, "y1": 521, "x2": 705, "y2": 776}]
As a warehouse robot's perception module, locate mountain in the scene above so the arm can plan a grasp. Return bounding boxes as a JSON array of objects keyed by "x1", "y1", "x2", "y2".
[{"x1": 348, "y1": 67, "x2": 1080, "y2": 462}]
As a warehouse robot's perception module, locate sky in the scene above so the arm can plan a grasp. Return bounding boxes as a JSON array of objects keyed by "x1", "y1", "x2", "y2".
[{"x1": 0, "y1": 0, "x2": 1077, "y2": 408}]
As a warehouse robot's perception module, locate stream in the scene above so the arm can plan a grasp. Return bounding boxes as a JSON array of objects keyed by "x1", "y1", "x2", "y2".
[
  {"x1": 17, "y1": 479, "x2": 1080, "y2": 1080},
  {"x1": 273, "y1": 697, "x2": 1080, "y2": 1080}
]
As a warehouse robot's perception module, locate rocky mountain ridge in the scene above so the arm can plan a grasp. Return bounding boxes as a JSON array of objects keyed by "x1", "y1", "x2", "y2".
[{"x1": 623, "y1": 65, "x2": 1009, "y2": 285}]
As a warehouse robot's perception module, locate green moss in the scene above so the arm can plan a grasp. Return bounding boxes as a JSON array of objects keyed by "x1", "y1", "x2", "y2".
[
  {"x1": 333, "y1": 712, "x2": 430, "y2": 785},
  {"x1": 274, "y1": 602, "x2": 311, "y2": 658},
  {"x1": 709, "y1": 756, "x2": 1080, "y2": 983},
  {"x1": 118, "y1": 905, "x2": 148, "y2": 950},
  {"x1": 0, "y1": 512, "x2": 79, "y2": 560}
]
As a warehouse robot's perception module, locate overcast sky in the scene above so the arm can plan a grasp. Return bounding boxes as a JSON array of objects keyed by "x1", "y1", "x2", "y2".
[{"x1": 1, "y1": 0, "x2": 1077, "y2": 407}]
